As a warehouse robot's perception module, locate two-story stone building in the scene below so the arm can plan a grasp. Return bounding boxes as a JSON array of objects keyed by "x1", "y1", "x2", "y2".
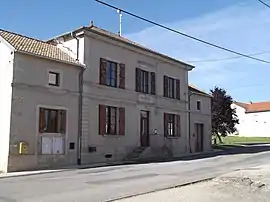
[{"x1": 0, "y1": 25, "x2": 212, "y2": 172}]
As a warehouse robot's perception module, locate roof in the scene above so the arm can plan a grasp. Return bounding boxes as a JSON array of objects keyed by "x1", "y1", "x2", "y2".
[
  {"x1": 47, "y1": 25, "x2": 194, "y2": 70},
  {"x1": 188, "y1": 84, "x2": 211, "y2": 97},
  {"x1": 234, "y1": 101, "x2": 270, "y2": 113},
  {"x1": 0, "y1": 29, "x2": 83, "y2": 67}
]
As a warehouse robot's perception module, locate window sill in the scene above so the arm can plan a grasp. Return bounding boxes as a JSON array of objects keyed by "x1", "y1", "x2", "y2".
[
  {"x1": 102, "y1": 134, "x2": 125, "y2": 138},
  {"x1": 40, "y1": 133, "x2": 65, "y2": 136},
  {"x1": 165, "y1": 136, "x2": 181, "y2": 139}
]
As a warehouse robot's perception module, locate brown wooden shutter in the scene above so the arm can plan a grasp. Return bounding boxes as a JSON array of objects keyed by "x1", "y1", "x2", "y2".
[
  {"x1": 99, "y1": 105, "x2": 106, "y2": 135},
  {"x1": 164, "y1": 113, "x2": 168, "y2": 136},
  {"x1": 119, "y1": 108, "x2": 125, "y2": 135},
  {"x1": 100, "y1": 58, "x2": 107, "y2": 85},
  {"x1": 176, "y1": 79, "x2": 180, "y2": 100},
  {"x1": 150, "y1": 72, "x2": 156, "y2": 95},
  {"x1": 119, "y1": 63, "x2": 125, "y2": 89},
  {"x1": 164, "y1": 76, "x2": 168, "y2": 97},
  {"x1": 176, "y1": 115, "x2": 181, "y2": 137},
  {"x1": 39, "y1": 108, "x2": 45, "y2": 133},
  {"x1": 61, "y1": 110, "x2": 67, "y2": 133},
  {"x1": 135, "y1": 68, "x2": 141, "y2": 92}
]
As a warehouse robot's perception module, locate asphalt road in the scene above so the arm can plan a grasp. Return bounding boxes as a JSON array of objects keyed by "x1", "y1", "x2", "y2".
[{"x1": 0, "y1": 146, "x2": 270, "y2": 202}]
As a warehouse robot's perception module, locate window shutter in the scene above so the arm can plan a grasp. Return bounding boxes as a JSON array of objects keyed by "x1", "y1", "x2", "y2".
[
  {"x1": 99, "y1": 105, "x2": 106, "y2": 135},
  {"x1": 39, "y1": 108, "x2": 45, "y2": 133},
  {"x1": 119, "y1": 108, "x2": 125, "y2": 135},
  {"x1": 119, "y1": 63, "x2": 125, "y2": 89},
  {"x1": 176, "y1": 115, "x2": 181, "y2": 137},
  {"x1": 150, "y1": 72, "x2": 156, "y2": 95},
  {"x1": 100, "y1": 58, "x2": 107, "y2": 85},
  {"x1": 164, "y1": 113, "x2": 168, "y2": 136},
  {"x1": 61, "y1": 110, "x2": 67, "y2": 133},
  {"x1": 164, "y1": 76, "x2": 168, "y2": 97},
  {"x1": 135, "y1": 68, "x2": 141, "y2": 92},
  {"x1": 176, "y1": 79, "x2": 180, "y2": 100}
]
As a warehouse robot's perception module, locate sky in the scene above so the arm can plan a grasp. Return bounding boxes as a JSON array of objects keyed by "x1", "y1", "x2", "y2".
[{"x1": 1, "y1": 0, "x2": 270, "y2": 102}]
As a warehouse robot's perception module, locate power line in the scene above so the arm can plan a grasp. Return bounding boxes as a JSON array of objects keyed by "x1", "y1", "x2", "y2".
[
  {"x1": 187, "y1": 50, "x2": 270, "y2": 63},
  {"x1": 257, "y1": 0, "x2": 270, "y2": 8},
  {"x1": 95, "y1": 0, "x2": 270, "y2": 64}
]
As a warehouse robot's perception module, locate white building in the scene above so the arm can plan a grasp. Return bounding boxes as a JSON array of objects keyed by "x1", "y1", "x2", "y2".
[
  {"x1": 0, "y1": 24, "x2": 212, "y2": 173},
  {"x1": 232, "y1": 101, "x2": 270, "y2": 137}
]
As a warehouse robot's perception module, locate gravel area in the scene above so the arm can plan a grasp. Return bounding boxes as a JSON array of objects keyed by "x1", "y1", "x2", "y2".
[{"x1": 116, "y1": 165, "x2": 270, "y2": 202}]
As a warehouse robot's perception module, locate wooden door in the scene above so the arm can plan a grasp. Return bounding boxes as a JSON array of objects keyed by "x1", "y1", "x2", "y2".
[
  {"x1": 195, "y1": 123, "x2": 204, "y2": 152},
  {"x1": 140, "y1": 111, "x2": 149, "y2": 147}
]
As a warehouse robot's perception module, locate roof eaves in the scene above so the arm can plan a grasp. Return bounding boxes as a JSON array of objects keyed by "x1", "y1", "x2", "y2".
[{"x1": 16, "y1": 50, "x2": 85, "y2": 68}]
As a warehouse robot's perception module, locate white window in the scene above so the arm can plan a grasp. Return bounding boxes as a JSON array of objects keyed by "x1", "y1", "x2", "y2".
[
  {"x1": 41, "y1": 136, "x2": 64, "y2": 155},
  {"x1": 48, "y1": 71, "x2": 60, "y2": 86}
]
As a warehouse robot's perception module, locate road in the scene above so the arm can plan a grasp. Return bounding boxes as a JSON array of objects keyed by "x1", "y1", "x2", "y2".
[{"x1": 0, "y1": 146, "x2": 270, "y2": 202}]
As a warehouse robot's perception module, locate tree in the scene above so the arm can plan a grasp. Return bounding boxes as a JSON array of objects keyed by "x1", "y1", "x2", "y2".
[{"x1": 211, "y1": 86, "x2": 239, "y2": 144}]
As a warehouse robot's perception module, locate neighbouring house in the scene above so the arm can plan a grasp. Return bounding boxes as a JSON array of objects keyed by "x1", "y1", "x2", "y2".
[
  {"x1": 232, "y1": 101, "x2": 270, "y2": 137},
  {"x1": 0, "y1": 30, "x2": 84, "y2": 172},
  {"x1": 0, "y1": 23, "x2": 212, "y2": 172}
]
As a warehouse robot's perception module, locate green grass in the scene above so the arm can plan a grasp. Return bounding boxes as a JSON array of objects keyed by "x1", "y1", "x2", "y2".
[{"x1": 215, "y1": 136, "x2": 270, "y2": 145}]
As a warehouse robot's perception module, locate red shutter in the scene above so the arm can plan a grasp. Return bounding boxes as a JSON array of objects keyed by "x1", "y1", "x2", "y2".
[
  {"x1": 135, "y1": 68, "x2": 141, "y2": 92},
  {"x1": 99, "y1": 105, "x2": 106, "y2": 135},
  {"x1": 100, "y1": 58, "x2": 107, "y2": 85},
  {"x1": 39, "y1": 108, "x2": 45, "y2": 133},
  {"x1": 61, "y1": 110, "x2": 67, "y2": 134},
  {"x1": 164, "y1": 76, "x2": 168, "y2": 97},
  {"x1": 119, "y1": 63, "x2": 125, "y2": 89},
  {"x1": 176, "y1": 79, "x2": 180, "y2": 100},
  {"x1": 119, "y1": 108, "x2": 125, "y2": 135},
  {"x1": 176, "y1": 115, "x2": 181, "y2": 137},
  {"x1": 150, "y1": 72, "x2": 156, "y2": 95},
  {"x1": 164, "y1": 113, "x2": 168, "y2": 136}
]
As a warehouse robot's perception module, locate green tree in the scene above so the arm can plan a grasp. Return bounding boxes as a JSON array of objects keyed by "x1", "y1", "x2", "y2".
[{"x1": 211, "y1": 87, "x2": 239, "y2": 144}]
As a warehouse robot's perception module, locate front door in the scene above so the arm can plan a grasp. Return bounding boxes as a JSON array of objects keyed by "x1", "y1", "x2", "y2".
[
  {"x1": 140, "y1": 111, "x2": 149, "y2": 147},
  {"x1": 195, "y1": 123, "x2": 204, "y2": 152}
]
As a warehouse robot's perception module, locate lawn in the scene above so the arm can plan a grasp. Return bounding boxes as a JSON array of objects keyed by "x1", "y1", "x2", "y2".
[{"x1": 215, "y1": 136, "x2": 270, "y2": 145}]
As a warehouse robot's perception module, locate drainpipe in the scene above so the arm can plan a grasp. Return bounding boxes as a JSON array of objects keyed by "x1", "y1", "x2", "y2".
[
  {"x1": 71, "y1": 32, "x2": 83, "y2": 165},
  {"x1": 188, "y1": 91, "x2": 191, "y2": 153}
]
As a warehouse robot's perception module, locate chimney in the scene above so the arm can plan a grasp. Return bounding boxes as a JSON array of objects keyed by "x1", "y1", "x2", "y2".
[{"x1": 90, "y1": 20, "x2": 94, "y2": 27}]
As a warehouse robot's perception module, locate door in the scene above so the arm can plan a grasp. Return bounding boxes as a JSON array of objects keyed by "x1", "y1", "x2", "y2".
[
  {"x1": 195, "y1": 123, "x2": 204, "y2": 152},
  {"x1": 140, "y1": 111, "x2": 149, "y2": 147}
]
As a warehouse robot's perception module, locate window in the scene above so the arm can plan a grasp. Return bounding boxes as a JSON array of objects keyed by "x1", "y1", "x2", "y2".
[
  {"x1": 99, "y1": 105, "x2": 125, "y2": 135},
  {"x1": 48, "y1": 71, "x2": 60, "y2": 86},
  {"x1": 164, "y1": 113, "x2": 181, "y2": 137},
  {"x1": 164, "y1": 76, "x2": 180, "y2": 100},
  {"x1": 105, "y1": 106, "x2": 117, "y2": 135},
  {"x1": 39, "y1": 108, "x2": 66, "y2": 133},
  {"x1": 41, "y1": 136, "x2": 64, "y2": 155},
  {"x1": 100, "y1": 58, "x2": 126, "y2": 89},
  {"x1": 197, "y1": 101, "x2": 201, "y2": 110},
  {"x1": 135, "y1": 68, "x2": 156, "y2": 94}
]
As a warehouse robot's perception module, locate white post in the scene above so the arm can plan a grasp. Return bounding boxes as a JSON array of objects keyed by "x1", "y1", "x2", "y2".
[{"x1": 117, "y1": 10, "x2": 123, "y2": 36}]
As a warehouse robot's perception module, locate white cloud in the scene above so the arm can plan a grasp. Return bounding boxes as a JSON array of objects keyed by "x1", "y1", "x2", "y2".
[{"x1": 125, "y1": 1, "x2": 270, "y2": 101}]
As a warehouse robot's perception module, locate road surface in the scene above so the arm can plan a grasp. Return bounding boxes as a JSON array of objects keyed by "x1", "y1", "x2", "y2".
[{"x1": 0, "y1": 146, "x2": 270, "y2": 202}]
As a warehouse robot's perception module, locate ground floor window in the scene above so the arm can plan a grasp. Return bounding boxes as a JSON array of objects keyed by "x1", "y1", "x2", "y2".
[
  {"x1": 41, "y1": 136, "x2": 65, "y2": 155},
  {"x1": 164, "y1": 113, "x2": 181, "y2": 137}
]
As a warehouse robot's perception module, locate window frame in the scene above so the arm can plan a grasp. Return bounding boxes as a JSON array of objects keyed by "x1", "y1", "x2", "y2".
[
  {"x1": 167, "y1": 114, "x2": 176, "y2": 136},
  {"x1": 48, "y1": 71, "x2": 60, "y2": 87},
  {"x1": 105, "y1": 106, "x2": 117, "y2": 135},
  {"x1": 164, "y1": 76, "x2": 180, "y2": 100},
  {"x1": 196, "y1": 100, "x2": 201, "y2": 111},
  {"x1": 105, "y1": 60, "x2": 118, "y2": 87},
  {"x1": 136, "y1": 68, "x2": 155, "y2": 95}
]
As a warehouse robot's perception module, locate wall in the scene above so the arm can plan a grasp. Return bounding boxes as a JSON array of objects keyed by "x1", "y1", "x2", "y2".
[
  {"x1": 189, "y1": 93, "x2": 212, "y2": 152},
  {"x1": 66, "y1": 31, "x2": 190, "y2": 163},
  {"x1": 232, "y1": 104, "x2": 270, "y2": 137},
  {"x1": 8, "y1": 53, "x2": 81, "y2": 171},
  {"x1": 0, "y1": 40, "x2": 14, "y2": 173}
]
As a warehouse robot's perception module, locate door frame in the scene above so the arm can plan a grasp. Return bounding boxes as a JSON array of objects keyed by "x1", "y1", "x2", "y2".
[{"x1": 140, "y1": 110, "x2": 150, "y2": 147}]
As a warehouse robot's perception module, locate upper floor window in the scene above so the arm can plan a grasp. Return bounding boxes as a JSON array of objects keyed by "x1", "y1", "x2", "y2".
[
  {"x1": 164, "y1": 113, "x2": 181, "y2": 137},
  {"x1": 135, "y1": 68, "x2": 156, "y2": 95},
  {"x1": 100, "y1": 58, "x2": 125, "y2": 89},
  {"x1": 164, "y1": 76, "x2": 180, "y2": 100},
  {"x1": 197, "y1": 101, "x2": 201, "y2": 110},
  {"x1": 48, "y1": 71, "x2": 60, "y2": 87},
  {"x1": 39, "y1": 108, "x2": 66, "y2": 133}
]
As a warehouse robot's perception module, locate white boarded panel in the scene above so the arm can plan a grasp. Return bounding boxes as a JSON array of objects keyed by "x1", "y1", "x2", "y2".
[
  {"x1": 53, "y1": 137, "x2": 64, "y2": 154},
  {"x1": 42, "y1": 137, "x2": 52, "y2": 154}
]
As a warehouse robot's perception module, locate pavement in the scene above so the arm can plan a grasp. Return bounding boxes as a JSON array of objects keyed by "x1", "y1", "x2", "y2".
[
  {"x1": 0, "y1": 145, "x2": 270, "y2": 202},
  {"x1": 117, "y1": 164, "x2": 270, "y2": 202}
]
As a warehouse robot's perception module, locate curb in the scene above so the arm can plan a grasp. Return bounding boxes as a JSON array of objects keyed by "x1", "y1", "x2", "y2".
[{"x1": 105, "y1": 176, "x2": 215, "y2": 201}]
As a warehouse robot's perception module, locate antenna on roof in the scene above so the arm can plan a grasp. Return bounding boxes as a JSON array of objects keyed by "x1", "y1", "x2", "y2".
[
  {"x1": 117, "y1": 9, "x2": 123, "y2": 36},
  {"x1": 90, "y1": 20, "x2": 94, "y2": 27}
]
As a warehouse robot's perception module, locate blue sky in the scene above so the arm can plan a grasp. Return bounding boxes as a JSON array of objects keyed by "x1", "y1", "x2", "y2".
[{"x1": 1, "y1": 0, "x2": 270, "y2": 102}]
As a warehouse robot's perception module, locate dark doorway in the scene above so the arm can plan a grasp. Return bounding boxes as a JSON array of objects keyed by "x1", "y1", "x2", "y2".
[
  {"x1": 195, "y1": 123, "x2": 204, "y2": 152},
  {"x1": 140, "y1": 111, "x2": 149, "y2": 147}
]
